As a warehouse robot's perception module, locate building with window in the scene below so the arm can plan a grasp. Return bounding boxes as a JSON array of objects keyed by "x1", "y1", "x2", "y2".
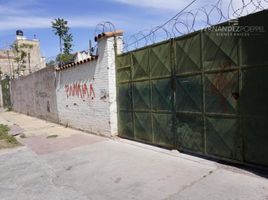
[{"x1": 0, "y1": 30, "x2": 46, "y2": 78}]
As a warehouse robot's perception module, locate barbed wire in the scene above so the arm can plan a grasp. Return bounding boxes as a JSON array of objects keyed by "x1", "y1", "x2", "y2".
[
  {"x1": 123, "y1": 0, "x2": 268, "y2": 52},
  {"x1": 94, "y1": 21, "x2": 116, "y2": 36}
]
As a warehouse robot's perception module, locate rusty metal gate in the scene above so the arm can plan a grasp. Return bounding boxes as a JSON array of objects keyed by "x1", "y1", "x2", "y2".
[{"x1": 116, "y1": 11, "x2": 268, "y2": 167}]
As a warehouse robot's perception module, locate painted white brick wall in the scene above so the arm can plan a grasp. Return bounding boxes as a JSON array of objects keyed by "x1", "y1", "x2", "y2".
[
  {"x1": 107, "y1": 36, "x2": 123, "y2": 135},
  {"x1": 56, "y1": 36, "x2": 122, "y2": 137},
  {"x1": 0, "y1": 84, "x2": 3, "y2": 107}
]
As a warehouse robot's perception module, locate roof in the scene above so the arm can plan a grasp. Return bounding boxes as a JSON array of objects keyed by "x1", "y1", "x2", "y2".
[
  {"x1": 73, "y1": 50, "x2": 89, "y2": 56},
  {"x1": 94, "y1": 30, "x2": 124, "y2": 42},
  {"x1": 55, "y1": 55, "x2": 98, "y2": 71},
  {"x1": 56, "y1": 30, "x2": 123, "y2": 71}
]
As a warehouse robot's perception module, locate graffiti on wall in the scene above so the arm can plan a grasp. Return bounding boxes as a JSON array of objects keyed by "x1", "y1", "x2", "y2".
[
  {"x1": 65, "y1": 81, "x2": 95, "y2": 99},
  {"x1": 210, "y1": 62, "x2": 238, "y2": 112}
]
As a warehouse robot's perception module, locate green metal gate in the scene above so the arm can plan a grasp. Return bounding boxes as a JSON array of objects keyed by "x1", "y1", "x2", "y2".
[{"x1": 116, "y1": 11, "x2": 268, "y2": 167}]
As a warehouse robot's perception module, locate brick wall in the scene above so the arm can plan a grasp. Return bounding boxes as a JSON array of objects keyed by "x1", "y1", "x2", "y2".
[
  {"x1": 56, "y1": 36, "x2": 122, "y2": 137},
  {"x1": 10, "y1": 67, "x2": 58, "y2": 122},
  {"x1": 9, "y1": 34, "x2": 122, "y2": 137}
]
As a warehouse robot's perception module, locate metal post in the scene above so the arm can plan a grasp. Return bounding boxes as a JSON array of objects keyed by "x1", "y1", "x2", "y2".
[
  {"x1": 28, "y1": 52, "x2": 31, "y2": 73},
  {"x1": 6, "y1": 50, "x2": 12, "y2": 77}
]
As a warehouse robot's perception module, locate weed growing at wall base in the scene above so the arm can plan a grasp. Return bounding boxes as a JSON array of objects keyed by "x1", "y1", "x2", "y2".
[{"x1": 0, "y1": 124, "x2": 20, "y2": 148}]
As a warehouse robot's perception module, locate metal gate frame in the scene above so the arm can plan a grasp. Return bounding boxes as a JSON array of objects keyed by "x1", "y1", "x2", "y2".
[{"x1": 116, "y1": 11, "x2": 268, "y2": 168}]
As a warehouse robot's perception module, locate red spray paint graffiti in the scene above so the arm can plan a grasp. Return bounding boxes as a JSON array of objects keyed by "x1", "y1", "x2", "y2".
[
  {"x1": 65, "y1": 82, "x2": 95, "y2": 99},
  {"x1": 210, "y1": 62, "x2": 237, "y2": 112}
]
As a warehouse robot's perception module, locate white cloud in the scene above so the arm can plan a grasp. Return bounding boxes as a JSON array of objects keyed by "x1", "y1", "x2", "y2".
[
  {"x1": 1, "y1": 16, "x2": 52, "y2": 30},
  {"x1": 112, "y1": 0, "x2": 268, "y2": 15},
  {"x1": 0, "y1": 16, "x2": 109, "y2": 31},
  {"x1": 1, "y1": 0, "x2": 267, "y2": 31},
  {"x1": 68, "y1": 17, "x2": 105, "y2": 28},
  {"x1": 0, "y1": 1, "x2": 117, "y2": 31},
  {"x1": 0, "y1": 5, "x2": 28, "y2": 15},
  {"x1": 112, "y1": 0, "x2": 195, "y2": 10}
]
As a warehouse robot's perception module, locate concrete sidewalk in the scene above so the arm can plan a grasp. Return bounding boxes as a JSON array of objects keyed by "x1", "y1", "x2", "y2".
[{"x1": 0, "y1": 111, "x2": 267, "y2": 200}]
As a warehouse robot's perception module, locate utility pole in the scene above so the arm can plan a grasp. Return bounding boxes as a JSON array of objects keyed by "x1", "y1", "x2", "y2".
[
  {"x1": 6, "y1": 50, "x2": 12, "y2": 78},
  {"x1": 28, "y1": 52, "x2": 31, "y2": 73},
  {"x1": 11, "y1": 62, "x2": 14, "y2": 79},
  {"x1": 89, "y1": 40, "x2": 92, "y2": 56},
  {"x1": 3, "y1": 42, "x2": 12, "y2": 78}
]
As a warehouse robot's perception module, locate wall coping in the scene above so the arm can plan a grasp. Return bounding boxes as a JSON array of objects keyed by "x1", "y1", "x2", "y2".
[
  {"x1": 55, "y1": 55, "x2": 98, "y2": 72},
  {"x1": 94, "y1": 30, "x2": 124, "y2": 42}
]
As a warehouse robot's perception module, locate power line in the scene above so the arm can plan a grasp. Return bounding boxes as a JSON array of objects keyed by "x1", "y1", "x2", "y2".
[
  {"x1": 125, "y1": 0, "x2": 198, "y2": 49},
  {"x1": 123, "y1": 0, "x2": 268, "y2": 51}
]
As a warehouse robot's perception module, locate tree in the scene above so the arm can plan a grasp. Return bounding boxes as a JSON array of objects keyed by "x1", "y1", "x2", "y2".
[
  {"x1": 12, "y1": 43, "x2": 33, "y2": 76},
  {"x1": 46, "y1": 60, "x2": 56, "y2": 68},
  {"x1": 56, "y1": 53, "x2": 74, "y2": 64},
  {"x1": 21, "y1": 43, "x2": 33, "y2": 74},
  {"x1": 51, "y1": 18, "x2": 73, "y2": 65},
  {"x1": 63, "y1": 33, "x2": 73, "y2": 55}
]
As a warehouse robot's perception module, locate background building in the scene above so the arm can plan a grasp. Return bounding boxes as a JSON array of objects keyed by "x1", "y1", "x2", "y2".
[
  {"x1": 73, "y1": 50, "x2": 91, "y2": 63},
  {"x1": 0, "y1": 30, "x2": 46, "y2": 78},
  {"x1": 0, "y1": 50, "x2": 14, "y2": 77}
]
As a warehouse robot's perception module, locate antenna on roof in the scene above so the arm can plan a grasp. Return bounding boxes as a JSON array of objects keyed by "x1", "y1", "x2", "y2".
[{"x1": 89, "y1": 40, "x2": 94, "y2": 56}]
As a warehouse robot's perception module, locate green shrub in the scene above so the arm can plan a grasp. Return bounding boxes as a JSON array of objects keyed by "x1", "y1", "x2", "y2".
[
  {"x1": 0, "y1": 124, "x2": 10, "y2": 140},
  {"x1": 0, "y1": 124, "x2": 19, "y2": 145}
]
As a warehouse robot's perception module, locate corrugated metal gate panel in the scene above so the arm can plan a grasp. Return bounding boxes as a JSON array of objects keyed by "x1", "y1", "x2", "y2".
[
  {"x1": 239, "y1": 10, "x2": 268, "y2": 167},
  {"x1": 117, "y1": 41, "x2": 175, "y2": 149},
  {"x1": 117, "y1": 53, "x2": 133, "y2": 140},
  {"x1": 241, "y1": 67, "x2": 268, "y2": 166},
  {"x1": 116, "y1": 11, "x2": 268, "y2": 167},
  {"x1": 176, "y1": 113, "x2": 204, "y2": 153}
]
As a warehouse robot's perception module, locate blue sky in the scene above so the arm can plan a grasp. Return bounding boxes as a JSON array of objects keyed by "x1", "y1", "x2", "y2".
[
  {"x1": 0, "y1": 0, "x2": 197, "y2": 59},
  {"x1": 0, "y1": 0, "x2": 264, "y2": 60}
]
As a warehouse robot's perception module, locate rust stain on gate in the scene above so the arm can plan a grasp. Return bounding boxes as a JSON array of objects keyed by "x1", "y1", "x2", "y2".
[{"x1": 116, "y1": 11, "x2": 268, "y2": 168}]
